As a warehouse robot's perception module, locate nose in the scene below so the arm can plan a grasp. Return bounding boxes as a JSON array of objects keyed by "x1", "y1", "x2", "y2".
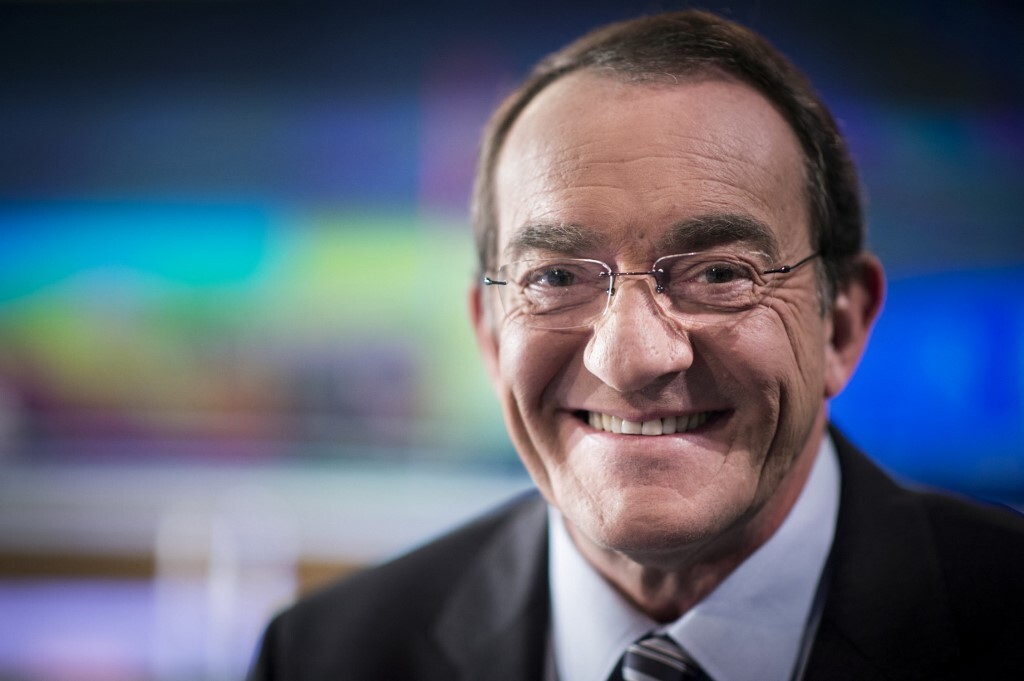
[{"x1": 583, "y1": 277, "x2": 694, "y2": 393}]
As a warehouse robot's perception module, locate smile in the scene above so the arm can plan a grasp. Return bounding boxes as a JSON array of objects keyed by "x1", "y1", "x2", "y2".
[{"x1": 585, "y1": 411, "x2": 711, "y2": 436}]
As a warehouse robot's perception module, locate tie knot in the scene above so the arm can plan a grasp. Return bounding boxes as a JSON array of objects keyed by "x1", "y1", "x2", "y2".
[{"x1": 619, "y1": 633, "x2": 708, "y2": 681}]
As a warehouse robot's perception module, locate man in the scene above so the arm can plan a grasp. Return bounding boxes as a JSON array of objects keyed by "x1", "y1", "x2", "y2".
[{"x1": 251, "y1": 11, "x2": 1024, "y2": 680}]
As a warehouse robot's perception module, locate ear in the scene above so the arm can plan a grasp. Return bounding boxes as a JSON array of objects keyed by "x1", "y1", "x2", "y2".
[
  {"x1": 469, "y1": 283, "x2": 503, "y2": 392},
  {"x1": 824, "y1": 253, "x2": 885, "y2": 398}
]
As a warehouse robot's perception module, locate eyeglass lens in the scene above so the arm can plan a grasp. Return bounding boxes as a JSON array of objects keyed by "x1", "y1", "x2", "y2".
[{"x1": 493, "y1": 252, "x2": 788, "y2": 330}]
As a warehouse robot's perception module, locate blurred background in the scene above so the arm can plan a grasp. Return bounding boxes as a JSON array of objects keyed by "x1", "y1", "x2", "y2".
[{"x1": 0, "y1": 0, "x2": 1021, "y2": 679}]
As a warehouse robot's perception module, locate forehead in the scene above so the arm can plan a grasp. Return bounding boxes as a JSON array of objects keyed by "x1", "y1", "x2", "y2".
[{"x1": 493, "y1": 72, "x2": 810, "y2": 262}]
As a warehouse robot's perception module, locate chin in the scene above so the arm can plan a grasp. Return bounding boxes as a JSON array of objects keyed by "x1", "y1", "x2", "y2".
[{"x1": 566, "y1": 484, "x2": 744, "y2": 562}]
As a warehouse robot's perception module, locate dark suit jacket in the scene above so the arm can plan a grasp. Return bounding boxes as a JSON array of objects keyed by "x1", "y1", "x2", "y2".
[{"x1": 250, "y1": 429, "x2": 1024, "y2": 680}]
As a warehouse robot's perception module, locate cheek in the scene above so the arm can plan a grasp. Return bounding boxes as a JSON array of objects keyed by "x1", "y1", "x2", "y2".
[
  {"x1": 783, "y1": 310, "x2": 829, "y2": 396},
  {"x1": 699, "y1": 317, "x2": 787, "y2": 405},
  {"x1": 496, "y1": 325, "x2": 587, "y2": 484},
  {"x1": 497, "y1": 330, "x2": 542, "y2": 413},
  {"x1": 495, "y1": 327, "x2": 585, "y2": 503},
  {"x1": 704, "y1": 306, "x2": 826, "y2": 434},
  {"x1": 756, "y1": 300, "x2": 830, "y2": 451},
  {"x1": 763, "y1": 287, "x2": 830, "y2": 386},
  {"x1": 499, "y1": 328, "x2": 579, "y2": 411}
]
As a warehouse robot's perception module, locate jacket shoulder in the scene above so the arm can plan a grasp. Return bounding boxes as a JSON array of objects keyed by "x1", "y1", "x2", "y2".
[
  {"x1": 917, "y1": 489, "x2": 1024, "y2": 666},
  {"x1": 249, "y1": 491, "x2": 547, "y2": 680},
  {"x1": 824, "y1": 427, "x2": 1024, "y2": 676}
]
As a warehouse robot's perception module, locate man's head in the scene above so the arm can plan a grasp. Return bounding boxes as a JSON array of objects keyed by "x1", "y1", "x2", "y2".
[
  {"x1": 469, "y1": 11, "x2": 883, "y2": 568},
  {"x1": 473, "y1": 10, "x2": 863, "y2": 304}
]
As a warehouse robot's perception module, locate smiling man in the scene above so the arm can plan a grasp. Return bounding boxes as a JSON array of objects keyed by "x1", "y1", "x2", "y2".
[{"x1": 251, "y1": 11, "x2": 1024, "y2": 681}]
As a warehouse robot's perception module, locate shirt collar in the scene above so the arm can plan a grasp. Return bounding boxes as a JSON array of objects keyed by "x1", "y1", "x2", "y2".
[{"x1": 549, "y1": 435, "x2": 840, "y2": 681}]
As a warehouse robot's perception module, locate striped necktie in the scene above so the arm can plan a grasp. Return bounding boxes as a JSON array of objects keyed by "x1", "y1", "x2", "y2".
[{"x1": 614, "y1": 633, "x2": 710, "y2": 681}]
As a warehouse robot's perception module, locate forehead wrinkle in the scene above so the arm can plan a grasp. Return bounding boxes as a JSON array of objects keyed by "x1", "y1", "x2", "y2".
[
  {"x1": 504, "y1": 222, "x2": 600, "y2": 261},
  {"x1": 657, "y1": 214, "x2": 781, "y2": 261}
]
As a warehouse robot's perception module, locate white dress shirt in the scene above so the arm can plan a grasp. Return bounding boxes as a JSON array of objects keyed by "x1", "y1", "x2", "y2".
[{"x1": 548, "y1": 436, "x2": 840, "y2": 681}]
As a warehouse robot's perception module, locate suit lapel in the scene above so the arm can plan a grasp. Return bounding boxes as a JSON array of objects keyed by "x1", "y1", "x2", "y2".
[
  {"x1": 805, "y1": 429, "x2": 959, "y2": 680},
  {"x1": 433, "y1": 494, "x2": 550, "y2": 681}
]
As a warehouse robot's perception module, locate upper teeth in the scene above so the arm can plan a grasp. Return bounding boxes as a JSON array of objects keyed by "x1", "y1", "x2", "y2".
[{"x1": 587, "y1": 411, "x2": 709, "y2": 435}]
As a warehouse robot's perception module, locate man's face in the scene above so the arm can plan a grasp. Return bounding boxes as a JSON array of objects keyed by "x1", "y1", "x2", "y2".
[{"x1": 475, "y1": 72, "x2": 844, "y2": 563}]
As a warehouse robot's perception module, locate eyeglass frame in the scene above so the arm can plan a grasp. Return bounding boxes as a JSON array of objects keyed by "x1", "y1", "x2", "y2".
[{"x1": 482, "y1": 250, "x2": 820, "y2": 329}]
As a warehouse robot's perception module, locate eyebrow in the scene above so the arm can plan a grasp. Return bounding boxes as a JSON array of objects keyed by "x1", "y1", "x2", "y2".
[
  {"x1": 504, "y1": 223, "x2": 599, "y2": 260},
  {"x1": 658, "y1": 214, "x2": 781, "y2": 261},
  {"x1": 503, "y1": 213, "x2": 782, "y2": 262}
]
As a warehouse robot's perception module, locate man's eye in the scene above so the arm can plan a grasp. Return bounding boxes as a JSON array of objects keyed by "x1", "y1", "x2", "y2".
[
  {"x1": 701, "y1": 265, "x2": 740, "y2": 284},
  {"x1": 533, "y1": 268, "x2": 575, "y2": 287}
]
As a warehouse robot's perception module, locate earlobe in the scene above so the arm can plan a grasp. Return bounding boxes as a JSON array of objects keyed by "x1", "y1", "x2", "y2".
[
  {"x1": 824, "y1": 254, "x2": 885, "y2": 398},
  {"x1": 469, "y1": 284, "x2": 503, "y2": 391}
]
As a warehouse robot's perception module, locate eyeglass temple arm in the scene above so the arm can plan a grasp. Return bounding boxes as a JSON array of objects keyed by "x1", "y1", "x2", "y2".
[
  {"x1": 762, "y1": 252, "x2": 819, "y2": 275},
  {"x1": 482, "y1": 276, "x2": 507, "y2": 286}
]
